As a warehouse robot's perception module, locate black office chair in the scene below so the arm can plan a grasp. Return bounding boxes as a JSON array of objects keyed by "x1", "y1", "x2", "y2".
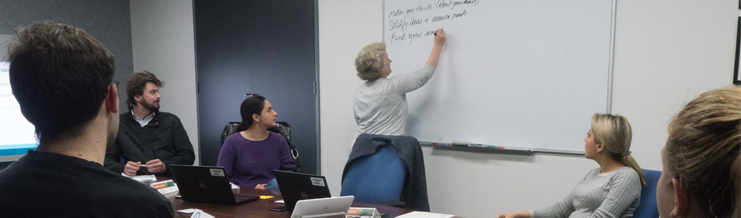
[{"x1": 220, "y1": 121, "x2": 303, "y2": 173}]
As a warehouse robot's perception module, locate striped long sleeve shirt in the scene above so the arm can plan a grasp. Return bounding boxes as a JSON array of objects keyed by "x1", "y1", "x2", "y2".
[{"x1": 531, "y1": 167, "x2": 642, "y2": 218}]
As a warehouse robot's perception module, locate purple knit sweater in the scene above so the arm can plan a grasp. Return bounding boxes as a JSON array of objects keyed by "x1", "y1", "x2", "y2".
[{"x1": 217, "y1": 132, "x2": 295, "y2": 187}]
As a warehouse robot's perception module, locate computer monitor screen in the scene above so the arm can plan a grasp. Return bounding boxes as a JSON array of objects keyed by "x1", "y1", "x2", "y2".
[{"x1": 0, "y1": 35, "x2": 38, "y2": 156}]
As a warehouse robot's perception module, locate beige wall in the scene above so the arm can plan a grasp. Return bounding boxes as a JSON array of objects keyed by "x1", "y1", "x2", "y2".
[{"x1": 130, "y1": 0, "x2": 199, "y2": 165}]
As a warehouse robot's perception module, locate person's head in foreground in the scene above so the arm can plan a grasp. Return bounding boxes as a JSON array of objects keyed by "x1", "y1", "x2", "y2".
[
  {"x1": 658, "y1": 87, "x2": 740, "y2": 218},
  {"x1": 8, "y1": 20, "x2": 118, "y2": 151}
]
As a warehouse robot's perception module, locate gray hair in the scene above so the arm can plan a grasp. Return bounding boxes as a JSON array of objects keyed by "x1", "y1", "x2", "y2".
[{"x1": 355, "y1": 42, "x2": 386, "y2": 81}]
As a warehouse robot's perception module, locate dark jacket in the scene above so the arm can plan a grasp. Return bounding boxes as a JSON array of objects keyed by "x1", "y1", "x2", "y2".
[
  {"x1": 104, "y1": 112, "x2": 195, "y2": 176},
  {"x1": 343, "y1": 134, "x2": 430, "y2": 211}
]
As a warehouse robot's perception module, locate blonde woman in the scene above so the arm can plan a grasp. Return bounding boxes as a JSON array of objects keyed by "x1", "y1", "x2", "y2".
[
  {"x1": 658, "y1": 87, "x2": 740, "y2": 218},
  {"x1": 498, "y1": 114, "x2": 645, "y2": 218},
  {"x1": 351, "y1": 28, "x2": 446, "y2": 148}
]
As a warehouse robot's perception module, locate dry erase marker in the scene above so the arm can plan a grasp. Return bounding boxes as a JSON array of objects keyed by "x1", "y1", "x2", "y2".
[
  {"x1": 433, "y1": 27, "x2": 444, "y2": 36},
  {"x1": 451, "y1": 141, "x2": 469, "y2": 147},
  {"x1": 468, "y1": 144, "x2": 487, "y2": 148}
]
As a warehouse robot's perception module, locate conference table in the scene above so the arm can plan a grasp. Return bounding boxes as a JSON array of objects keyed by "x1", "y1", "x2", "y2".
[{"x1": 154, "y1": 177, "x2": 418, "y2": 218}]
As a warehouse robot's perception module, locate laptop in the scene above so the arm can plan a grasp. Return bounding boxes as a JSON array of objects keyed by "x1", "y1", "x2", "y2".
[
  {"x1": 290, "y1": 196, "x2": 354, "y2": 218},
  {"x1": 170, "y1": 165, "x2": 259, "y2": 205},
  {"x1": 274, "y1": 170, "x2": 332, "y2": 212}
]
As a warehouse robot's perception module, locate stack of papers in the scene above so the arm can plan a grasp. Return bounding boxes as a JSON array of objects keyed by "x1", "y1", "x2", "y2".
[
  {"x1": 347, "y1": 207, "x2": 380, "y2": 218},
  {"x1": 150, "y1": 180, "x2": 178, "y2": 195}
]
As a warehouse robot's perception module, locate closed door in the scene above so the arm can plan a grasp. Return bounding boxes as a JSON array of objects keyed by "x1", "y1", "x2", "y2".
[{"x1": 195, "y1": 0, "x2": 318, "y2": 174}]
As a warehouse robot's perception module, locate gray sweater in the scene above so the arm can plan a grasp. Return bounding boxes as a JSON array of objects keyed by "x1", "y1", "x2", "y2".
[
  {"x1": 531, "y1": 167, "x2": 641, "y2": 218},
  {"x1": 352, "y1": 64, "x2": 436, "y2": 147}
]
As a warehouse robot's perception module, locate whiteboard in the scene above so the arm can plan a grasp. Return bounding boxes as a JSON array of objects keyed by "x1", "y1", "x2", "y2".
[{"x1": 384, "y1": 0, "x2": 614, "y2": 153}]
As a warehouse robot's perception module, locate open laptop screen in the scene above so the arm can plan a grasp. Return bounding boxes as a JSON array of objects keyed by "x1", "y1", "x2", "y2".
[
  {"x1": 171, "y1": 164, "x2": 257, "y2": 205},
  {"x1": 274, "y1": 170, "x2": 332, "y2": 211}
]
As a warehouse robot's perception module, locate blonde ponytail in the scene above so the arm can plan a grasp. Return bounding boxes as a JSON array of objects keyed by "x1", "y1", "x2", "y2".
[
  {"x1": 622, "y1": 155, "x2": 646, "y2": 186},
  {"x1": 591, "y1": 113, "x2": 646, "y2": 185}
]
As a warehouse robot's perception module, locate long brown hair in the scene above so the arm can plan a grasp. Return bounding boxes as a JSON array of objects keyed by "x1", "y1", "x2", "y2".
[
  {"x1": 666, "y1": 87, "x2": 740, "y2": 218},
  {"x1": 591, "y1": 113, "x2": 646, "y2": 185}
]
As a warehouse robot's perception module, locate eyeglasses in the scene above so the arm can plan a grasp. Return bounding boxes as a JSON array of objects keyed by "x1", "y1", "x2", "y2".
[{"x1": 112, "y1": 80, "x2": 119, "y2": 87}]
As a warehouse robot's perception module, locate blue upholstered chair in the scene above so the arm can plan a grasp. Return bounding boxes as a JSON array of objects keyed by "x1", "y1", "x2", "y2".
[
  {"x1": 634, "y1": 169, "x2": 661, "y2": 218},
  {"x1": 340, "y1": 145, "x2": 407, "y2": 206}
]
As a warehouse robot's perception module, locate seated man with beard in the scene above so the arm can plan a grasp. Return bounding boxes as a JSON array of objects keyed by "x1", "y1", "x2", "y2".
[{"x1": 104, "y1": 71, "x2": 195, "y2": 176}]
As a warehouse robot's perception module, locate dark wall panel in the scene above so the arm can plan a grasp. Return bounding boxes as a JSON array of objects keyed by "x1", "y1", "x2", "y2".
[
  {"x1": 195, "y1": 0, "x2": 318, "y2": 174},
  {"x1": 0, "y1": 0, "x2": 133, "y2": 113}
]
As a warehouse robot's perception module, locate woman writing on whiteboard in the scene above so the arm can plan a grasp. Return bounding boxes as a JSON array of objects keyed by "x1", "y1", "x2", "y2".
[
  {"x1": 497, "y1": 114, "x2": 645, "y2": 218},
  {"x1": 351, "y1": 28, "x2": 446, "y2": 148}
]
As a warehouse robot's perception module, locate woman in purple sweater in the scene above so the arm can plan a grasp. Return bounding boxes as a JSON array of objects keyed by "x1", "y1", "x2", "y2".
[{"x1": 217, "y1": 94, "x2": 295, "y2": 189}]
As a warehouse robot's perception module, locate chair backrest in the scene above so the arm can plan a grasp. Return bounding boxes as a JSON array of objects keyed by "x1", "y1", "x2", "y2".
[
  {"x1": 634, "y1": 169, "x2": 661, "y2": 218},
  {"x1": 220, "y1": 122, "x2": 241, "y2": 146},
  {"x1": 340, "y1": 145, "x2": 407, "y2": 204}
]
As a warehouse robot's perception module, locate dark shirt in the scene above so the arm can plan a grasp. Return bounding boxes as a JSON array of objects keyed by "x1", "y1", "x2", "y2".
[
  {"x1": 0, "y1": 150, "x2": 174, "y2": 217},
  {"x1": 105, "y1": 112, "x2": 195, "y2": 176}
]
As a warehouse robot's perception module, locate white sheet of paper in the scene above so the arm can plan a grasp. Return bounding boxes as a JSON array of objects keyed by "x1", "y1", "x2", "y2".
[
  {"x1": 176, "y1": 208, "x2": 198, "y2": 214},
  {"x1": 121, "y1": 173, "x2": 157, "y2": 183},
  {"x1": 190, "y1": 210, "x2": 215, "y2": 218},
  {"x1": 396, "y1": 211, "x2": 454, "y2": 218},
  {"x1": 275, "y1": 200, "x2": 285, "y2": 204}
]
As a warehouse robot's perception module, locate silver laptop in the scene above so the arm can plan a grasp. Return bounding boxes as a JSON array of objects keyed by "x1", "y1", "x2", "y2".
[{"x1": 291, "y1": 196, "x2": 354, "y2": 218}]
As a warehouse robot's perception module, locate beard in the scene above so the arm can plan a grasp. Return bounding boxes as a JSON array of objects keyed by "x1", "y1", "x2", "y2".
[{"x1": 140, "y1": 99, "x2": 160, "y2": 113}]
